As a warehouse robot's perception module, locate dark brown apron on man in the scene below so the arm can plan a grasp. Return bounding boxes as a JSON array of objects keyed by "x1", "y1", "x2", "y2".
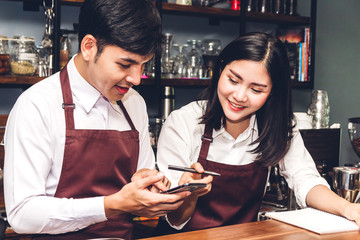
[
  {"x1": 154, "y1": 123, "x2": 268, "y2": 235},
  {"x1": 34, "y1": 65, "x2": 139, "y2": 240}
]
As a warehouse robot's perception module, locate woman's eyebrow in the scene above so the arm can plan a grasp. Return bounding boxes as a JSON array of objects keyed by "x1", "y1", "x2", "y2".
[
  {"x1": 229, "y1": 69, "x2": 268, "y2": 87},
  {"x1": 229, "y1": 69, "x2": 242, "y2": 80},
  {"x1": 251, "y1": 82, "x2": 268, "y2": 87}
]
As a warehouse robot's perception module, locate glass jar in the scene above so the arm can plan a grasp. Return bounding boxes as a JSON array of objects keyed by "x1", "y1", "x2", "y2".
[
  {"x1": 0, "y1": 35, "x2": 10, "y2": 75},
  {"x1": 10, "y1": 36, "x2": 38, "y2": 76},
  {"x1": 60, "y1": 34, "x2": 71, "y2": 69}
]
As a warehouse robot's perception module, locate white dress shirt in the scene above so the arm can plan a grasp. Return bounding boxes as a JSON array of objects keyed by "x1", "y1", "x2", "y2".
[
  {"x1": 157, "y1": 101, "x2": 330, "y2": 210},
  {"x1": 4, "y1": 56, "x2": 155, "y2": 234}
]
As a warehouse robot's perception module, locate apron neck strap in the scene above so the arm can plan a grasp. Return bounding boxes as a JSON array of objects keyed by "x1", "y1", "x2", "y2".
[
  {"x1": 198, "y1": 124, "x2": 213, "y2": 161},
  {"x1": 117, "y1": 100, "x2": 136, "y2": 130},
  {"x1": 60, "y1": 65, "x2": 75, "y2": 130}
]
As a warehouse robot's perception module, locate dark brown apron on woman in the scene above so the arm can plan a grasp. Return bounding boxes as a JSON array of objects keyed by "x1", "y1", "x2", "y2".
[
  {"x1": 184, "y1": 124, "x2": 268, "y2": 231},
  {"x1": 154, "y1": 123, "x2": 268, "y2": 235},
  {"x1": 34, "y1": 66, "x2": 139, "y2": 240}
]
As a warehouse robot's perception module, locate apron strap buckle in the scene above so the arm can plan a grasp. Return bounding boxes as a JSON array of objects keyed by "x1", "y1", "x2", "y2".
[
  {"x1": 201, "y1": 135, "x2": 213, "y2": 143},
  {"x1": 62, "y1": 103, "x2": 76, "y2": 109}
]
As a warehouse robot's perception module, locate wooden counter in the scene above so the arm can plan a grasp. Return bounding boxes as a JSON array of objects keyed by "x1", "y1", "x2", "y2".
[{"x1": 140, "y1": 219, "x2": 360, "y2": 240}]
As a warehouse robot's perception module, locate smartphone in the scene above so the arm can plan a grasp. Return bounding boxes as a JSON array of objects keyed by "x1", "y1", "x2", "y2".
[{"x1": 161, "y1": 183, "x2": 207, "y2": 194}]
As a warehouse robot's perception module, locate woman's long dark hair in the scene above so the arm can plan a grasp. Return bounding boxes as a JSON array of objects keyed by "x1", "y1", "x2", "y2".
[{"x1": 199, "y1": 32, "x2": 295, "y2": 167}]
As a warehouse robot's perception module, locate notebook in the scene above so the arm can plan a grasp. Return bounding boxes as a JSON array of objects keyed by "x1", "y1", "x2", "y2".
[{"x1": 265, "y1": 208, "x2": 360, "y2": 234}]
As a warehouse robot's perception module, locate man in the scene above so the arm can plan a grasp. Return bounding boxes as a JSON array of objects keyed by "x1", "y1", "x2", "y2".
[{"x1": 3, "y1": 0, "x2": 189, "y2": 239}]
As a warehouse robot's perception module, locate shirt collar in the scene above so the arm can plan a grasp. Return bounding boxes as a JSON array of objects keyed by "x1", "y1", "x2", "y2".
[
  {"x1": 67, "y1": 55, "x2": 102, "y2": 113},
  {"x1": 213, "y1": 114, "x2": 258, "y2": 142}
]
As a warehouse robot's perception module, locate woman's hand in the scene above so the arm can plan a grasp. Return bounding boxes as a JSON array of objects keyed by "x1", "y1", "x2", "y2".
[
  {"x1": 167, "y1": 162, "x2": 214, "y2": 226},
  {"x1": 342, "y1": 202, "x2": 360, "y2": 226},
  {"x1": 178, "y1": 162, "x2": 213, "y2": 197}
]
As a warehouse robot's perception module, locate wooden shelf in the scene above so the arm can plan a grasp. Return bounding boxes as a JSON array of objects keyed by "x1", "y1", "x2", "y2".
[
  {"x1": 0, "y1": 75, "x2": 44, "y2": 86},
  {"x1": 0, "y1": 76, "x2": 314, "y2": 89},
  {"x1": 0, "y1": 76, "x2": 210, "y2": 88},
  {"x1": 60, "y1": 0, "x2": 83, "y2": 6},
  {"x1": 161, "y1": 78, "x2": 210, "y2": 87},
  {"x1": 161, "y1": 3, "x2": 310, "y2": 24},
  {"x1": 141, "y1": 77, "x2": 210, "y2": 87},
  {"x1": 59, "y1": 1, "x2": 310, "y2": 24}
]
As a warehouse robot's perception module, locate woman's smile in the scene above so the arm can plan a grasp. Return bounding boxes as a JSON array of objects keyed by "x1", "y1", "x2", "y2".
[{"x1": 228, "y1": 100, "x2": 246, "y2": 111}]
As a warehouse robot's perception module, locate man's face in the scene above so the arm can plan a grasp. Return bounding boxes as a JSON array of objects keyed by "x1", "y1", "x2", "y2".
[{"x1": 85, "y1": 45, "x2": 153, "y2": 102}]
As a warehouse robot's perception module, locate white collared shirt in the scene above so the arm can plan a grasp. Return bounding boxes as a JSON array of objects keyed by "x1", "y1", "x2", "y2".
[
  {"x1": 157, "y1": 101, "x2": 329, "y2": 210},
  {"x1": 4, "y1": 55, "x2": 155, "y2": 234}
]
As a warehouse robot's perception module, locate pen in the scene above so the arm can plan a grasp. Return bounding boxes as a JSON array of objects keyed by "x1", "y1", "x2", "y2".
[{"x1": 168, "y1": 165, "x2": 221, "y2": 176}]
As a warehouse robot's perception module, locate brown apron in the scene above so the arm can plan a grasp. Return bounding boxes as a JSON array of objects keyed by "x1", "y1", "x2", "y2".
[
  {"x1": 153, "y1": 124, "x2": 269, "y2": 235},
  {"x1": 34, "y1": 66, "x2": 139, "y2": 240},
  {"x1": 183, "y1": 124, "x2": 269, "y2": 231}
]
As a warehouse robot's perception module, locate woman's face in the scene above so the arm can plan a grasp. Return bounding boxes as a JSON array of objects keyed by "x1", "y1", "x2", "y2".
[{"x1": 217, "y1": 60, "x2": 272, "y2": 133}]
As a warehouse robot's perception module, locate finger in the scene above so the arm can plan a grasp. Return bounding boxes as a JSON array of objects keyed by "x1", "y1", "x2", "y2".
[
  {"x1": 131, "y1": 168, "x2": 158, "y2": 181},
  {"x1": 179, "y1": 172, "x2": 203, "y2": 185},
  {"x1": 202, "y1": 175, "x2": 213, "y2": 184},
  {"x1": 159, "y1": 191, "x2": 191, "y2": 203},
  {"x1": 191, "y1": 162, "x2": 205, "y2": 174},
  {"x1": 152, "y1": 180, "x2": 169, "y2": 192},
  {"x1": 163, "y1": 176, "x2": 171, "y2": 188},
  {"x1": 136, "y1": 172, "x2": 165, "y2": 190}
]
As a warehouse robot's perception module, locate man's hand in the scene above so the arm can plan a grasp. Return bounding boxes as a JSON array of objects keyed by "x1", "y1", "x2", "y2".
[
  {"x1": 131, "y1": 168, "x2": 171, "y2": 193},
  {"x1": 104, "y1": 171, "x2": 190, "y2": 218}
]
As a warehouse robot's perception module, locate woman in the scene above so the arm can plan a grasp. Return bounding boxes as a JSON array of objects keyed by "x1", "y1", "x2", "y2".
[{"x1": 156, "y1": 32, "x2": 360, "y2": 233}]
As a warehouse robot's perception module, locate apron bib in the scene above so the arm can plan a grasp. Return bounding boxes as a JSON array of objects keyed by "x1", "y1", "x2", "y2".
[
  {"x1": 34, "y1": 66, "x2": 139, "y2": 240},
  {"x1": 184, "y1": 124, "x2": 268, "y2": 231}
]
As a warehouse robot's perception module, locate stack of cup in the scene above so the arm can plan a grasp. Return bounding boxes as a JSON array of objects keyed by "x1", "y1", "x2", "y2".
[{"x1": 307, "y1": 90, "x2": 330, "y2": 129}]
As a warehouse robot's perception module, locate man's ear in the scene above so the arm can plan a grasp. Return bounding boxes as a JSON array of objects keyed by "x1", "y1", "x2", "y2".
[{"x1": 80, "y1": 34, "x2": 97, "y2": 61}]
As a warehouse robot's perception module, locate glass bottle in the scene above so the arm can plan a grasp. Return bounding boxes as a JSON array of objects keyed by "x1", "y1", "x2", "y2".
[
  {"x1": 10, "y1": 36, "x2": 38, "y2": 76},
  {"x1": 201, "y1": 39, "x2": 221, "y2": 79},
  {"x1": 60, "y1": 34, "x2": 71, "y2": 69},
  {"x1": 0, "y1": 36, "x2": 10, "y2": 75},
  {"x1": 161, "y1": 33, "x2": 175, "y2": 78}
]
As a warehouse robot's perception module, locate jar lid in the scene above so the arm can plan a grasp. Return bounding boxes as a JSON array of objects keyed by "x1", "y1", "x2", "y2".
[{"x1": 18, "y1": 36, "x2": 35, "y2": 42}]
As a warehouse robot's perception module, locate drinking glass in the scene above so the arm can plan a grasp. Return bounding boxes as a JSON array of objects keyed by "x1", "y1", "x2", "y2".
[
  {"x1": 186, "y1": 40, "x2": 202, "y2": 78},
  {"x1": 172, "y1": 43, "x2": 189, "y2": 78}
]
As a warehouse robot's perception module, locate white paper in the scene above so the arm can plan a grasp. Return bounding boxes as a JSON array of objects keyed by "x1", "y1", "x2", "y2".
[{"x1": 265, "y1": 208, "x2": 359, "y2": 234}]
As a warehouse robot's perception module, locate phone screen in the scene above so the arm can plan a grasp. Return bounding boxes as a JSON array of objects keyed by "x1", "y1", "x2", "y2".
[{"x1": 161, "y1": 183, "x2": 207, "y2": 194}]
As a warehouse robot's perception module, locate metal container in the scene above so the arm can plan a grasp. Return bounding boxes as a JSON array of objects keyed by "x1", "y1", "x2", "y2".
[
  {"x1": 333, "y1": 166, "x2": 360, "y2": 203},
  {"x1": 161, "y1": 86, "x2": 175, "y2": 120}
]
